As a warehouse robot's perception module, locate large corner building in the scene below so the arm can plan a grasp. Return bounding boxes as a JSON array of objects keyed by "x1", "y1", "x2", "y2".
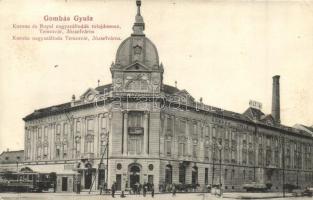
[{"x1": 23, "y1": 0, "x2": 313, "y2": 192}]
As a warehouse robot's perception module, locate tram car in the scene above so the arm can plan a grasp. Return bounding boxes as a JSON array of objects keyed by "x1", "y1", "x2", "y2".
[{"x1": 0, "y1": 171, "x2": 56, "y2": 192}]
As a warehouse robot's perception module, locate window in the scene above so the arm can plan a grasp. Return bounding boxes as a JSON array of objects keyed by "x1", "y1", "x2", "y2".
[
  {"x1": 63, "y1": 123, "x2": 69, "y2": 137},
  {"x1": 85, "y1": 135, "x2": 94, "y2": 153},
  {"x1": 178, "y1": 164, "x2": 185, "y2": 184},
  {"x1": 56, "y1": 124, "x2": 61, "y2": 141},
  {"x1": 193, "y1": 122, "x2": 197, "y2": 135},
  {"x1": 166, "y1": 165, "x2": 173, "y2": 184},
  {"x1": 205, "y1": 146, "x2": 209, "y2": 159},
  {"x1": 76, "y1": 121, "x2": 81, "y2": 133},
  {"x1": 193, "y1": 143, "x2": 197, "y2": 157},
  {"x1": 242, "y1": 149, "x2": 247, "y2": 164},
  {"x1": 166, "y1": 140, "x2": 172, "y2": 156},
  {"x1": 266, "y1": 148, "x2": 272, "y2": 166},
  {"x1": 44, "y1": 146, "x2": 48, "y2": 158},
  {"x1": 205, "y1": 126, "x2": 210, "y2": 137},
  {"x1": 224, "y1": 148, "x2": 229, "y2": 163},
  {"x1": 224, "y1": 169, "x2": 228, "y2": 180},
  {"x1": 44, "y1": 127, "x2": 48, "y2": 140},
  {"x1": 258, "y1": 144, "x2": 263, "y2": 165},
  {"x1": 205, "y1": 168, "x2": 209, "y2": 185},
  {"x1": 178, "y1": 142, "x2": 186, "y2": 156},
  {"x1": 101, "y1": 116, "x2": 106, "y2": 129},
  {"x1": 37, "y1": 146, "x2": 42, "y2": 159},
  {"x1": 192, "y1": 166, "x2": 198, "y2": 185},
  {"x1": 128, "y1": 137, "x2": 142, "y2": 155},
  {"x1": 56, "y1": 145, "x2": 60, "y2": 158},
  {"x1": 248, "y1": 150, "x2": 254, "y2": 165},
  {"x1": 128, "y1": 112, "x2": 143, "y2": 128},
  {"x1": 212, "y1": 127, "x2": 216, "y2": 138},
  {"x1": 249, "y1": 170, "x2": 253, "y2": 181},
  {"x1": 166, "y1": 117, "x2": 173, "y2": 135},
  {"x1": 100, "y1": 141, "x2": 106, "y2": 154},
  {"x1": 5, "y1": 157, "x2": 9, "y2": 160},
  {"x1": 38, "y1": 128, "x2": 42, "y2": 140},
  {"x1": 231, "y1": 169, "x2": 235, "y2": 179},
  {"x1": 87, "y1": 119, "x2": 94, "y2": 134},
  {"x1": 63, "y1": 144, "x2": 67, "y2": 158},
  {"x1": 180, "y1": 120, "x2": 186, "y2": 135}
]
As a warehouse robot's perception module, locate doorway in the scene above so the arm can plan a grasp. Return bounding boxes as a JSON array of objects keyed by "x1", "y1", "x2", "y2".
[
  {"x1": 129, "y1": 165, "x2": 141, "y2": 189},
  {"x1": 116, "y1": 174, "x2": 122, "y2": 191},
  {"x1": 62, "y1": 177, "x2": 68, "y2": 191},
  {"x1": 85, "y1": 170, "x2": 92, "y2": 189}
]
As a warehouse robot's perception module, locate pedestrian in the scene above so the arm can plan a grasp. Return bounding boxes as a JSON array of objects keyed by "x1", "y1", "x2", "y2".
[
  {"x1": 111, "y1": 182, "x2": 116, "y2": 198},
  {"x1": 104, "y1": 182, "x2": 107, "y2": 194},
  {"x1": 76, "y1": 180, "x2": 80, "y2": 194},
  {"x1": 132, "y1": 184, "x2": 136, "y2": 195},
  {"x1": 172, "y1": 184, "x2": 176, "y2": 196},
  {"x1": 139, "y1": 183, "x2": 142, "y2": 195},
  {"x1": 99, "y1": 183, "x2": 103, "y2": 195},
  {"x1": 143, "y1": 182, "x2": 147, "y2": 197},
  {"x1": 151, "y1": 183, "x2": 155, "y2": 198}
]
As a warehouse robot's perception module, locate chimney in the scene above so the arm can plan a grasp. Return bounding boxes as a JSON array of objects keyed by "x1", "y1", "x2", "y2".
[{"x1": 271, "y1": 75, "x2": 281, "y2": 124}]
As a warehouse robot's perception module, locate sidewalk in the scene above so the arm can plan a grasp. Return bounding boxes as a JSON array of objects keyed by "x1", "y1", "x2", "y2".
[{"x1": 223, "y1": 192, "x2": 293, "y2": 199}]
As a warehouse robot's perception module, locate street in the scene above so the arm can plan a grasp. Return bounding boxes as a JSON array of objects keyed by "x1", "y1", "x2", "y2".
[{"x1": 0, "y1": 192, "x2": 312, "y2": 200}]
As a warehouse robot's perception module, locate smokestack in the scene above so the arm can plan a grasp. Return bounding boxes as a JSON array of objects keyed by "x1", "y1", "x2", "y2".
[{"x1": 271, "y1": 75, "x2": 281, "y2": 124}]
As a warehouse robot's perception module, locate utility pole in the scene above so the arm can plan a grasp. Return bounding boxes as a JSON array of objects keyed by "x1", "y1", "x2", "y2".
[
  {"x1": 212, "y1": 145, "x2": 215, "y2": 188},
  {"x1": 296, "y1": 146, "x2": 299, "y2": 188},
  {"x1": 64, "y1": 112, "x2": 75, "y2": 158},
  {"x1": 282, "y1": 136, "x2": 285, "y2": 197},
  {"x1": 218, "y1": 142, "x2": 223, "y2": 197},
  {"x1": 89, "y1": 131, "x2": 109, "y2": 194}
]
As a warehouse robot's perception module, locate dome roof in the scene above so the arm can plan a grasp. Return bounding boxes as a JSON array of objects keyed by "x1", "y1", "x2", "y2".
[{"x1": 115, "y1": 36, "x2": 159, "y2": 69}]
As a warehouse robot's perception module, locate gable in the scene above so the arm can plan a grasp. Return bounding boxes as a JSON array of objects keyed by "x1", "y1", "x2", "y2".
[
  {"x1": 80, "y1": 88, "x2": 100, "y2": 101},
  {"x1": 123, "y1": 62, "x2": 150, "y2": 71}
]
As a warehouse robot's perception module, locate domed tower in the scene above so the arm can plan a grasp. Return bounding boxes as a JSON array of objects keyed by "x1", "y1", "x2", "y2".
[{"x1": 110, "y1": 0, "x2": 163, "y2": 95}]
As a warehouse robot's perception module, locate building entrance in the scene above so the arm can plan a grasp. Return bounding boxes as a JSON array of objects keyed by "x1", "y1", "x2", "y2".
[
  {"x1": 62, "y1": 177, "x2": 68, "y2": 191},
  {"x1": 85, "y1": 169, "x2": 92, "y2": 189},
  {"x1": 129, "y1": 165, "x2": 141, "y2": 189}
]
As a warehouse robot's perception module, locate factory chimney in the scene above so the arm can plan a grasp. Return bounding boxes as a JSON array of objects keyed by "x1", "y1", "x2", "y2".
[{"x1": 271, "y1": 75, "x2": 281, "y2": 124}]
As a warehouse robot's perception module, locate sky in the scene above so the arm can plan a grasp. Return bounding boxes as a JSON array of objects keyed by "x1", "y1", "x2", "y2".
[{"x1": 0, "y1": 0, "x2": 313, "y2": 153}]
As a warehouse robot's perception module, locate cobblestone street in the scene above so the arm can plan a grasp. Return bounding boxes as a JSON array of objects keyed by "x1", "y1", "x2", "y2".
[{"x1": 0, "y1": 192, "x2": 312, "y2": 200}]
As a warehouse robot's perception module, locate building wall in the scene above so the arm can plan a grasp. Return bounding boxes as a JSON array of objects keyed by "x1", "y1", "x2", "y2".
[{"x1": 23, "y1": 100, "x2": 313, "y2": 192}]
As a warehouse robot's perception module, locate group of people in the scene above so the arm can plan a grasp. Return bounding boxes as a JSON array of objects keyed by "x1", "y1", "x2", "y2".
[
  {"x1": 110, "y1": 182, "x2": 155, "y2": 198},
  {"x1": 131, "y1": 182, "x2": 155, "y2": 197}
]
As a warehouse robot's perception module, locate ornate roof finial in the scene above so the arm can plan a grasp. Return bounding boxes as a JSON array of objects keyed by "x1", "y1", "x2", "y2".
[
  {"x1": 132, "y1": 0, "x2": 145, "y2": 35},
  {"x1": 136, "y1": 0, "x2": 141, "y2": 15}
]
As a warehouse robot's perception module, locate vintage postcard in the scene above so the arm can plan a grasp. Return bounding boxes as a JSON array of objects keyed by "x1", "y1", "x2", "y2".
[{"x1": 0, "y1": 0, "x2": 312, "y2": 199}]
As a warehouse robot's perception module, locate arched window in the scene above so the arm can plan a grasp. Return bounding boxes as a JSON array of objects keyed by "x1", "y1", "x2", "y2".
[
  {"x1": 165, "y1": 164, "x2": 172, "y2": 184},
  {"x1": 192, "y1": 166, "x2": 198, "y2": 185}
]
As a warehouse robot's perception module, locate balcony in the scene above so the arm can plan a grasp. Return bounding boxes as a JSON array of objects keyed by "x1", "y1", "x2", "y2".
[
  {"x1": 128, "y1": 127, "x2": 144, "y2": 135},
  {"x1": 80, "y1": 153, "x2": 94, "y2": 160}
]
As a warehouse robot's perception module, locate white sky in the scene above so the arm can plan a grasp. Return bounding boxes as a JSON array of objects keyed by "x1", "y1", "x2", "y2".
[{"x1": 0, "y1": 0, "x2": 313, "y2": 153}]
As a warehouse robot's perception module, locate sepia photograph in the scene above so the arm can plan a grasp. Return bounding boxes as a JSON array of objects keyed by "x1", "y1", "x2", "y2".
[{"x1": 0, "y1": 0, "x2": 313, "y2": 199}]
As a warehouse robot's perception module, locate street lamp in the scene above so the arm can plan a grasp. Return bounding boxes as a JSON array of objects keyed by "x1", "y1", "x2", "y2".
[{"x1": 217, "y1": 142, "x2": 223, "y2": 197}]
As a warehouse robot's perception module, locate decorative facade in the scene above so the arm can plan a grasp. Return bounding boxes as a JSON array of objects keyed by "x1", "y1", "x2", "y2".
[{"x1": 23, "y1": 0, "x2": 313, "y2": 192}]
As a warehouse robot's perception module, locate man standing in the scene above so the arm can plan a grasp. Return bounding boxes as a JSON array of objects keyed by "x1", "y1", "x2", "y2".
[
  {"x1": 111, "y1": 182, "x2": 116, "y2": 198},
  {"x1": 172, "y1": 184, "x2": 176, "y2": 197},
  {"x1": 151, "y1": 183, "x2": 155, "y2": 198},
  {"x1": 143, "y1": 182, "x2": 147, "y2": 197}
]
